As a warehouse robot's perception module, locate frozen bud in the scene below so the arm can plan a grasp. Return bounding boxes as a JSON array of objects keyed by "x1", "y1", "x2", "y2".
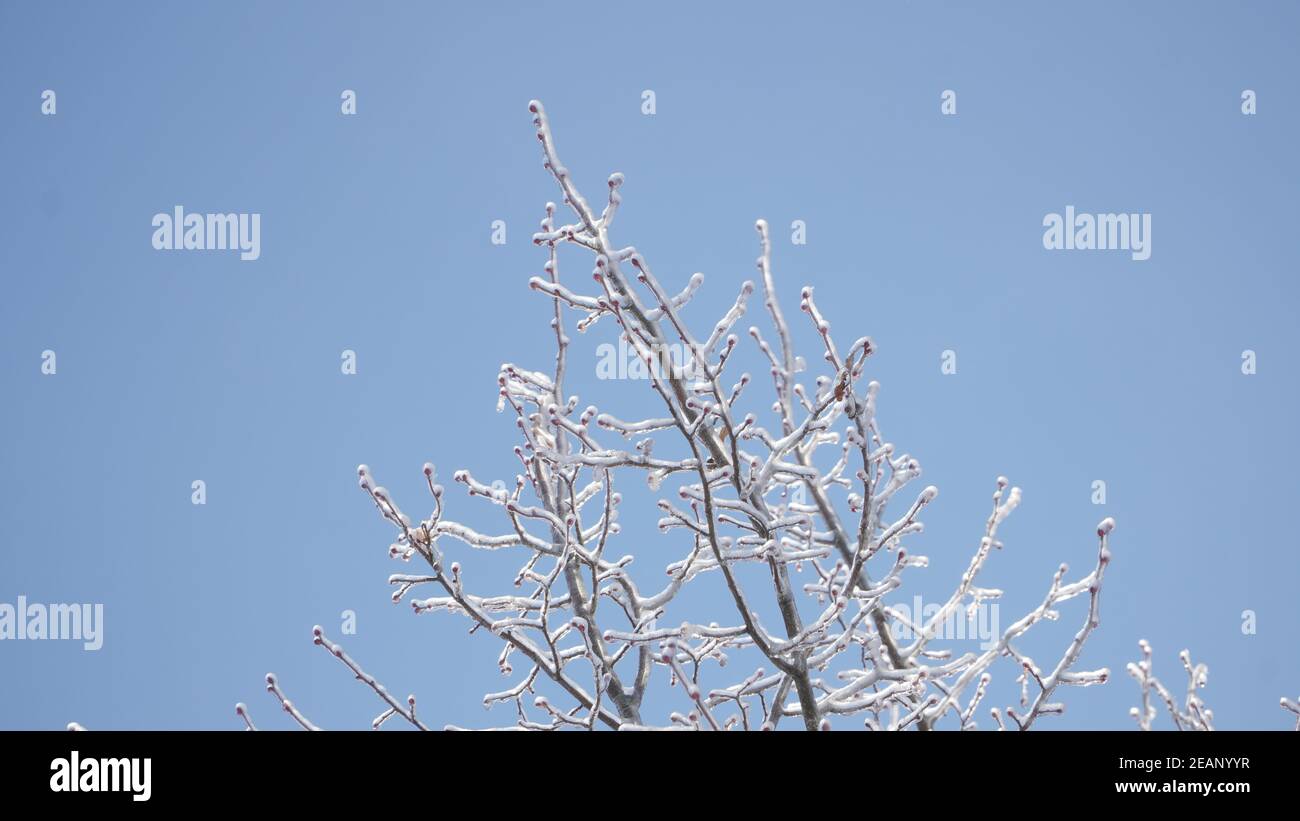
[
  {"x1": 423, "y1": 463, "x2": 434, "y2": 477},
  {"x1": 357, "y1": 464, "x2": 369, "y2": 477},
  {"x1": 265, "y1": 673, "x2": 277, "y2": 686},
  {"x1": 1097, "y1": 517, "x2": 1116, "y2": 537},
  {"x1": 819, "y1": 719, "x2": 832, "y2": 731},
  {"x1": 312, "y1": 625, "x2": 324, "y2": 642},
  {"x1": 235, "y1": 703, "x2": 247, "y2": 715},
  {"x1": 608, "y1": 172, "x2": 624, "y2": 188},
  {"x1": 920, "y1": 485, "x2": 938, "y2": 503},
  {"x1": 432, "y1": 484, "x2": 444, "y2": 497}
]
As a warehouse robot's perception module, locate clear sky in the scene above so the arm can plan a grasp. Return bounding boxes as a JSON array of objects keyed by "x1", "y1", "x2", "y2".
[{"x1": 1, "y1": 1, "x2": 1297, "y2": 730}]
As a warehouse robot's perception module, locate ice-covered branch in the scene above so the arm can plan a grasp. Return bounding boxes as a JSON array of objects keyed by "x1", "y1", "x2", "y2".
[
  {"x1": 1127, "y1": 640, "x2": 1214, "y2": 731},
  {"x1": 1282, "y1": 697, "x2": 1300, "y2": 731},
  {"x1": 264, "y1": 674, "x2": 320, "y2": 731},
  {"x1": 244, "y1": 99, "x2": 1288, "y2": 732}
]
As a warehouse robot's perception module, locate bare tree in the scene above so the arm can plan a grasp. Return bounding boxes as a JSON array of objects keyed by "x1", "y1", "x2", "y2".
[{"x1": 236, "y1": 101, "x2": 1287, "y2": 732}]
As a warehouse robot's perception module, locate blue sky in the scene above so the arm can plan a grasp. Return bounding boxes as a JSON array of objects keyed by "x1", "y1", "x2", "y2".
[{"x1": 1, "y1": 0, "x2": 1297, "y2": 730}]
